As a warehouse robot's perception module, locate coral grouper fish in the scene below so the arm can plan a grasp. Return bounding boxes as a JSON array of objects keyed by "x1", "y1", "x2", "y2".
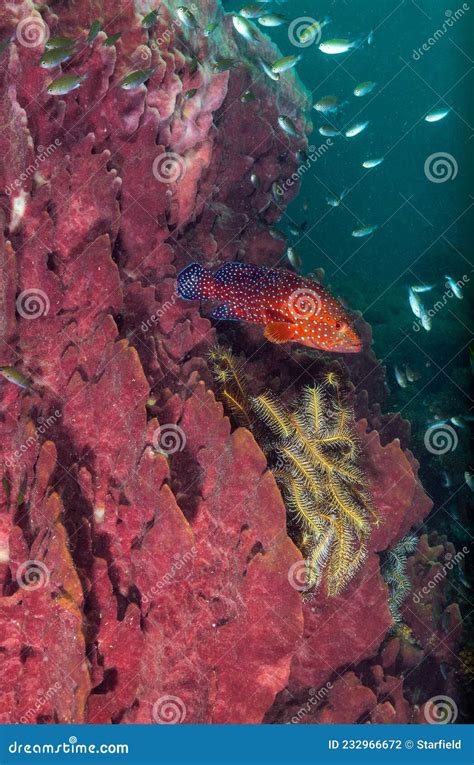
[{"x1": 177, "y1": 262, "x2": 362, "y2": 353}]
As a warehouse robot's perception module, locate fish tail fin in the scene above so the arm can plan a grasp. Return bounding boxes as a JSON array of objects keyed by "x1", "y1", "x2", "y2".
[{"x1": 177, "y1": 263, "x2": 217, "y2": 301}]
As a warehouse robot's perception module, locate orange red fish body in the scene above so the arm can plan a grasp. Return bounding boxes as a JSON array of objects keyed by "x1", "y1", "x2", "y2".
[{"x1": 177, "y1": 262, "x2": 362, "y2": 353}]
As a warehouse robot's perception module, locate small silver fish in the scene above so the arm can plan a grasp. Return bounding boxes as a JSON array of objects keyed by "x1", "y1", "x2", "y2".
[
  {"x1": 420, "y1": 304, "x2": 432, "y2": 331},
  {"x1": 319, "y1": 38, "x2": 360, "y2": 55},
  {"x1": 271, "y1": 54, "x2": 302, "y2": 74},
  {"x1": 318, "y1": 125, "x2": 340, "y2": 137},
  {"x1": 394, "y1": 365, "x2": 407, "y2": 388},
  {"x1": 258, "y1": 13, "x2": 287, "y2": 27},
  {"x1": 177, "y1": 6, "x2": 198, "y2": 30},
  {"x1": 441, "y1": 470, "x2": 451, "y2": 488},
  {"x1": 345, "y1": 120, "x2": 369, "y2": 138},
  {"x1": 47, "y1": 74, "x2": 87, "y2": 95},
  {"x1": 286, "y1": 246, "x2": 302, "y2": 271},
  {"x1": 425, "y1": 108, "x2": 450, "y2": 123},
  {"x1": 120, "y1": 68, "x2": 154, "y2": 90},
  {"x1": 250, "y1": 172, "x2": 260, "y2": 189},
  {"x1": 298, "y1": 16, "x2": 331, "y2": 44},
  {"x1": 268, "y1": 227, "x2": 286, "y2": 242},
  {"x1": 232, "y1": 15, "x2": 258, "y2": 42},
  {"x1": 354, "y1": 81, "x2": 376, "y2": 97},
  {"x1": 0, "y1": 366, "x2": 31, "y2": 389},
  {"x1": 260, "y1": 60, "x2": 280, "y2": 81},
  {"x1": 445, "y1": 275, "x2": 463, "y2": 299},
  {"x1": 352, "y1": 224, "x2": 377, "y2": 237},
  {"x1": 326, "y1": 189, "x2": 348, "y2": 207},
  {"x1": 405, "y1": 364, "x2": 418, "y2": 383},
  {"x1": 411, "y1": 283, "x2": 435, "y2": 293},
  {"x1": 241, "y1": 4, "x2": 267, "y2": 19},
  {"x1": 278, "y1": 115, "x2": 300, "y2": 138},
  {"x1": 314, "y1": 95, "x2": 343, "y2": 114},
  {"x1": 465, "y1": 470, "x2": 474, "y2": 492},
  {"x1": 39, "y1": 46, "x2": 75, "y2": 68},
  {"x1": 408, "y1": 287, "x2": 422, "y2": 319},
  {"x1": 362, "y1": 157, "x2": 384, "y2": 168}
]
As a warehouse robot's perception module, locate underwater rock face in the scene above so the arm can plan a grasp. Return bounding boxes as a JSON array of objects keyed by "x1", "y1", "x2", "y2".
[{"x1": 0, "y1": 0, "x2": 451, "y2": 726}]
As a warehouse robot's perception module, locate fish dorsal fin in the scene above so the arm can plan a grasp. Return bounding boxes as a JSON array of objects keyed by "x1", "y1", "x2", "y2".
[{"x1": 264, "y1": 322, "x2": 298, "y2": 344}]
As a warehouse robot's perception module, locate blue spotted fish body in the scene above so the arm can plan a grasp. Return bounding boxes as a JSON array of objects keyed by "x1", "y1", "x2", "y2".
[{"x1": 177, "y1": 262, "x2": 362, "y2": 353}]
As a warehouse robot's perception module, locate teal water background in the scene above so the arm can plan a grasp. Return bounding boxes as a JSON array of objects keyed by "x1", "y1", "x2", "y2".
[{"x1": 226, "y1": 0, "x2": 472, "y2": 497}]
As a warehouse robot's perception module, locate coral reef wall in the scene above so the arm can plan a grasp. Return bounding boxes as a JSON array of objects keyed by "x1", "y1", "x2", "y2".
[{"x1": 0, "y1": 0, "x2": 460, "y2": 724}]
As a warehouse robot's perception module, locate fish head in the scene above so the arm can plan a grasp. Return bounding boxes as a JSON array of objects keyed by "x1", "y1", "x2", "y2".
[
  {"x1": 306, "y1": 308, "x2": 362, "y2": 353},
  {"x1": 324, "y1": 317, "x2": 362, "y2": 353}
]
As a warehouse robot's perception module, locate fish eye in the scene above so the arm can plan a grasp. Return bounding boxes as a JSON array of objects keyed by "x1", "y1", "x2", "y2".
[{"x1": 335, "y1": 322, "x2": 341, "y2": 329}]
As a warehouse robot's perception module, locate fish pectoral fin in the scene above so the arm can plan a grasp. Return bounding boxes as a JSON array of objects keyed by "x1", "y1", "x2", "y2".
[{"x1": 264, "y1": 322, "x2": 298, "y2": 344}]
